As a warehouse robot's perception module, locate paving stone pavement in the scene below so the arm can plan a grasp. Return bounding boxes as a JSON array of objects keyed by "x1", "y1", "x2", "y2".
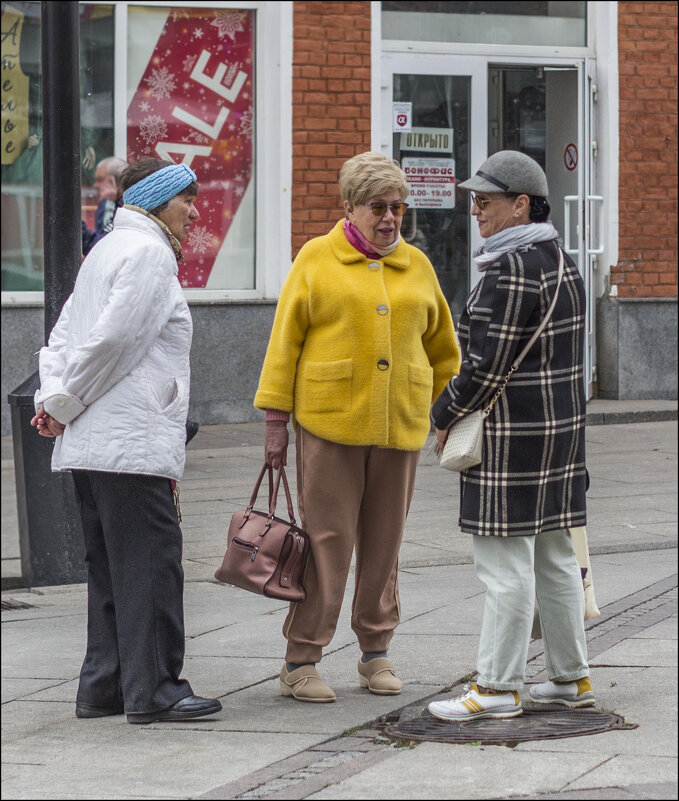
[{"x1": 1, "y1": 409, "x2": 677, "y2": 800}]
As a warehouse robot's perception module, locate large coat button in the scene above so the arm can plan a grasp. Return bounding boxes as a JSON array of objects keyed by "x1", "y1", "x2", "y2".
[
  {"x1": 368, "y1": 262, "x2": 380, "y2": 271},
  {"x1": 377, "y1": 360, "x2": 389, "y2": 370},
  {"x1": 376, "y1": 305, "x2": 389, "y2": 316}
]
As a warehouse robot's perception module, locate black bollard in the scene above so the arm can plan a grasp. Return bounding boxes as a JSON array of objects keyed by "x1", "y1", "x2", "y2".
[{"x1": 7, "y1": 2, "x2": 85, "y2": 587}]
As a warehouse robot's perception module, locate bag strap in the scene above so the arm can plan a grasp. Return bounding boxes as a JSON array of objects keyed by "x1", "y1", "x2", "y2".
[
  {"x1": 276, "y1": 466, "x2": 297, "y2": 525},
  {"x1": 246, "y1": 463, "x2": 270, "y2": 512},
  {"x1": 483, "y1": 243, "x2": 565, "y2": 416},
  {"x1": 245, "y1": 463, "x2": 297, "y2": 526}
]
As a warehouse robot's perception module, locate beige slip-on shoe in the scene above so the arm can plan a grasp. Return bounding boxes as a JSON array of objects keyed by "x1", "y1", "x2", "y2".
[
  {"x1": 357, "y1": 657, "x2": 403, "y2": 695},
  {"x1": 279, "y1": 664, "x2": 336, "y2": 703}
]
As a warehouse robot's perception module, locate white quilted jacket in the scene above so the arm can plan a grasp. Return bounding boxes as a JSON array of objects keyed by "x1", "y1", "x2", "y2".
[{"x1": 35, "y1": 207, "x2": 193, "y2": 481}]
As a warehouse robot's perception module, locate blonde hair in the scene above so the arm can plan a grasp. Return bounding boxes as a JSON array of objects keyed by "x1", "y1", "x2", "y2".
[{"x1": 339, "y1": 151, "x2": 408, "y2": 208}]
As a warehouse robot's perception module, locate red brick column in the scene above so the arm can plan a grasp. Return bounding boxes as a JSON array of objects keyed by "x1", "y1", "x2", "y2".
[
  {"x1": 614, "y1": 1, "x2": 677, "y2": 298},
  {"x1": 291, "y1": 1, "x2": 372, "y2": 257}
]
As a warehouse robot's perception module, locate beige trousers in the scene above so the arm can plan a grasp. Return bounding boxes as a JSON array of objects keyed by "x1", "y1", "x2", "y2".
[{"x1": 283, "y1": 427, "x2": 419, "y2": 664}]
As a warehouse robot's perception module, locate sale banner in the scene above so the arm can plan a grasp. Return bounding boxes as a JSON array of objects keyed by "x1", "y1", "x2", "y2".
[{"x1": 127, "y1": 9, "x2": 254, "y2": 287}]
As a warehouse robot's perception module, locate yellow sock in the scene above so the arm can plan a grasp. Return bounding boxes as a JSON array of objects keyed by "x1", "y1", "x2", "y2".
[{"x1": 554, "y1": 676, "x2": 593, "y2": 695}]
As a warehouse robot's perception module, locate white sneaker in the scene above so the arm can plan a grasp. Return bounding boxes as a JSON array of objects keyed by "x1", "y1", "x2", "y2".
[
  {"x1": 529, "y1": 677, "x2": 595, "y2": 708},
  {"x1": 428, "y1": 683, "x2": 523, "y2": 721}
]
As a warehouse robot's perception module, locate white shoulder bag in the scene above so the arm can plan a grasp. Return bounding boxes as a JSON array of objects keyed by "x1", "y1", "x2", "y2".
[{"x1": 440, "y1": 246, "x2": 565, "y2": 472}]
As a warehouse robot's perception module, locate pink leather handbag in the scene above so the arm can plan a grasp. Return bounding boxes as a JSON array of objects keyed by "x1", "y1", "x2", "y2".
[{"x1": 215, "y1": 463, "x2": 310, "y2": 602}]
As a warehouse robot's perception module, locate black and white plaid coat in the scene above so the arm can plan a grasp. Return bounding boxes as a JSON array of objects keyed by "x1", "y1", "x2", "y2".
[{"x1": 432, "y1": 238, "x2": 587, "y2": 537}]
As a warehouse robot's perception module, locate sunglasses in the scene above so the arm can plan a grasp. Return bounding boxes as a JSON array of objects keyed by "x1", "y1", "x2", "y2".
[
  {"x1": 360, "y1": 201, "x2": 410, "y2": 217},
  {"x1": 470, "y1": 192, "x2": 517, "y2": 211}
]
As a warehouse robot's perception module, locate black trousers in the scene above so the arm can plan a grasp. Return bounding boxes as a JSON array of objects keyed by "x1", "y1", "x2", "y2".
[{"x1": 72, "y1": 470, "x2": 192, "y2": 714}]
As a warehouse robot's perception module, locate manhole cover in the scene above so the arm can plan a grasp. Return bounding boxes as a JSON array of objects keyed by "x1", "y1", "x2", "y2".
[{"x1": 382, "y1": 709, "x2": 636, "y2": 746}]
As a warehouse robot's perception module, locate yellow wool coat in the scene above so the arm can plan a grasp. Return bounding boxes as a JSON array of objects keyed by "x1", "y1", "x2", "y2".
[{"x1": 254, "y1": 220, "x2": 461, "y2": 451}]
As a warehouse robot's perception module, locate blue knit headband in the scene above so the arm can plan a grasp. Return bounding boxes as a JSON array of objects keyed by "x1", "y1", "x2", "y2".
[{"x1": 123, "y1": 163, "x2": 197, "y2": 210}]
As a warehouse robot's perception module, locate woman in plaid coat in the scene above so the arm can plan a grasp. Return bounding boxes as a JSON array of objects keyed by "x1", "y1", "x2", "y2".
[{"x1": 428, "y1": 151, "x2": 594, "y2": 722}]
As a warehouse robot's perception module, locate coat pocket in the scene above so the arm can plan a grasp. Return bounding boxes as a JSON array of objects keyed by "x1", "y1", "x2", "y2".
[
  {"x1": 408, "y1": 363, "x2": 433, "y2": 418},
  {"x1": 298, "y1": 359, "x2": 353, "y2": 413},
  {"x1": 159, "y1": 378, "x2": 187, "y2": 420}
]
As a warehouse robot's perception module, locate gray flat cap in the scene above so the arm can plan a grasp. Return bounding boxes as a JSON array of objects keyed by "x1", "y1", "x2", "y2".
[{"x1": 459, "y1": 150, "x2": 548, "y2": 197}]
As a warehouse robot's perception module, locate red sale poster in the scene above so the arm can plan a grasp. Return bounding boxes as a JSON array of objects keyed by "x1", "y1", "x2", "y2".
[{"x1": 127, "y1": 9, "x2": 254, "y2": 288}]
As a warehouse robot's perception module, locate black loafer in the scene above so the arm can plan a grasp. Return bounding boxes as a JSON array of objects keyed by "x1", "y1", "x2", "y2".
[
  {"x1": 127, "y1": 694, "x2": 222, "y2": 724},
  {"x1": 76, "y1": 702, "x2": 124, "y2": 718}
]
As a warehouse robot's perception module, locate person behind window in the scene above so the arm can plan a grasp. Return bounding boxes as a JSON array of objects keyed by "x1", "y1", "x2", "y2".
[
  {"x1": 428, "y1": 150, "x2": 593, "y2": 722},
  {"x1": 31, "y1": 157, "x2": 222, "y2": 725},
  {"x1": 81, "y1": 156, "x2": 127, "y2": 256},
  {"x1": 255, "y1": 151, "x2": 461, "y2": 703}
]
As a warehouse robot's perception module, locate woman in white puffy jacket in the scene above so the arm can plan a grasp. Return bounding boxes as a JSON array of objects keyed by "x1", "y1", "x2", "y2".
[{"x1": 31, "y1": 158, "x2": 221, "y2": 725}]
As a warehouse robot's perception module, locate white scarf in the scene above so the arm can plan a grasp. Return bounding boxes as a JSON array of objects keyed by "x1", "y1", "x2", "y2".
[
  {"x1": 473, "y1": 222, "x2": 560, "y2": 270},
  {"x1": 370, "y1": 234, "x2": 401, "y2": 257}
]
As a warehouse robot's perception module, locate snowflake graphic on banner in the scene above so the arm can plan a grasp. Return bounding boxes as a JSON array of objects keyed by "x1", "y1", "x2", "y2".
[
  {"x1": 186, "y1": 226, "x2": 212, "y2": 255},
  {"x1": 239, "y1": 109, "x2": 253, "y2": 139},
  {"x1": 182, "y1": 54, "x2": 198, "y2": 73},
  {"x1": 144, "y1": 67, "x2": 177, "y2": 100},
  {"x1": 211, "y1": 10, "x2": 247, "y2": 41},
  {"x1": 187, "y1": 131, "x2": 210, "y2": 144},
  {"x1": 139, "y1": 115, "x2": 168, "y2": 146}
]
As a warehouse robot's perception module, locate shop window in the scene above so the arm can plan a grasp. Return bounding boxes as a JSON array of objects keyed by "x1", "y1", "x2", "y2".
[
  {"x1": 2, "y1": 3, "x2": 256, "y2": 294},
  {"x1": 1, "y1": 2, "x2": 114, "y2": 292},
  {"x1": 127, "y1": 7, "x2": 255, "y2": 290},
  {"x1": 382, "y1": 1, "x2": 587, "y2": 47},
  {"x1": 2, "y1": 1, "x2": 43, "y2": 291}
]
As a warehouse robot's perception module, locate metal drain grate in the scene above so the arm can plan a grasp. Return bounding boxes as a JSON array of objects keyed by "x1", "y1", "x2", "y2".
[
  {"x1": 1, "y1": 599, "x2": 37, "y2": 610},
  {"x1": 381, "y1": 709, "x2": 637, "y2": 746}
]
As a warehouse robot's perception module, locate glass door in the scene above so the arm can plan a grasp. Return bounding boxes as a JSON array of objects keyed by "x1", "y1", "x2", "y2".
[
  {"x1": 382, "y1": 54, "x2": 596, "y2": 398},
  {"x1": 381, "y1": 55, "x2": 487, "y2": 322}
]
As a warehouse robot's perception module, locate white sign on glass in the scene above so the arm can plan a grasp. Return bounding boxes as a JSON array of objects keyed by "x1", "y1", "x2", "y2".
[
  {"x1": 392, "y1": 102, "x2": 412, "y2": 132},
  {"x1": 400, "y1": 127, "x2": 454, "y2": 154},
  {"x1": 402, "y1": 157, "x2": 456, "y2": 209}
]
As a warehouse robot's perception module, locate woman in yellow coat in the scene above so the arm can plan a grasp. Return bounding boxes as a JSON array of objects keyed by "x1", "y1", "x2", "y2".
[{"x1": 255, "y1": 152, "x2": 460, "y2": 702}]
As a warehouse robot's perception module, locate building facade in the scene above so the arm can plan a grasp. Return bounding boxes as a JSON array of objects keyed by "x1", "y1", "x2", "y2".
[{"x1": 1, "y1": 1, "x2": 677, "y2": 435}]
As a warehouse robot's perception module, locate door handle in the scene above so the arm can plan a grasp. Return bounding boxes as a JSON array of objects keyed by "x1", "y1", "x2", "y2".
[
  {"x1": 563, "y1": 195, "x2": 579, "y2": 255},
  {"x1": 587, "y1": 195, "x2": 604, "y2": 255}
]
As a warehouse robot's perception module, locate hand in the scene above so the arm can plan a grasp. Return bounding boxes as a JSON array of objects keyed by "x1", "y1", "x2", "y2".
[
  {"x1": 27, "y1": 134, "x2": 40, "y2": 148},
  {"x1": 30, "y1": 405, "x2": 65, "y2": 438},
  {"x1": 83, "y1": 146, "x2": 96, "y2": 170},
  {"x1": 98, "y1": 175, "x2": 118, "y2": 202},
  {"x1": 265, "y1": 420, "x2": 288, "y2": 469},
  {"x1": 435, "y1": 427, "x2": 449, "y2": 452}
]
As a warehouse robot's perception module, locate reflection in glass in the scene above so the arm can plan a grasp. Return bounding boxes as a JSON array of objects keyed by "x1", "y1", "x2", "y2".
[
  {"x1": 382, "y1": 1, "x2": 587, "y2": 47},
  {"x1": 1, "y1": 2, "x2": 114, "y2": 292},
  {"x1": 1, "y1": 1, "x2": 43, "y2": 290},
  {"x1": 393, "y1": 74, "x2": 470, "y2": 321}
]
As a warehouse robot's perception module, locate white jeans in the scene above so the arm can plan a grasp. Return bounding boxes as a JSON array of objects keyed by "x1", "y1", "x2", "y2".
[{"x1": 473, "y1": 529, "x2": 589, "y2": 691}]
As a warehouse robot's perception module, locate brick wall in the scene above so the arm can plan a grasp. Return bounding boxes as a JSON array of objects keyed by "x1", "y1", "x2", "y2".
[
  {"x1": 614, "y1": 1, "x2": 678, "y2": 298},
  {"x1": 291, "y1": 1, "x2": 372, "y2": 257}
]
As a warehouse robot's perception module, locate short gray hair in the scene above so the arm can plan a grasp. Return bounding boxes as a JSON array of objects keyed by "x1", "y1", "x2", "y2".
[
  {"x1": 98, "y1": 156, "x2": 129, "y2": 184},
  {"x1": 339, "y1": 151, "x2": 408, "y2": 208}
]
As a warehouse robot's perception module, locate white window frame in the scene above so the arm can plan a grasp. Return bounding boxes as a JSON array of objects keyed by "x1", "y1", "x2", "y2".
[{"x1": 1, "y1": 0, "x2": 293, "y2": 306}]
